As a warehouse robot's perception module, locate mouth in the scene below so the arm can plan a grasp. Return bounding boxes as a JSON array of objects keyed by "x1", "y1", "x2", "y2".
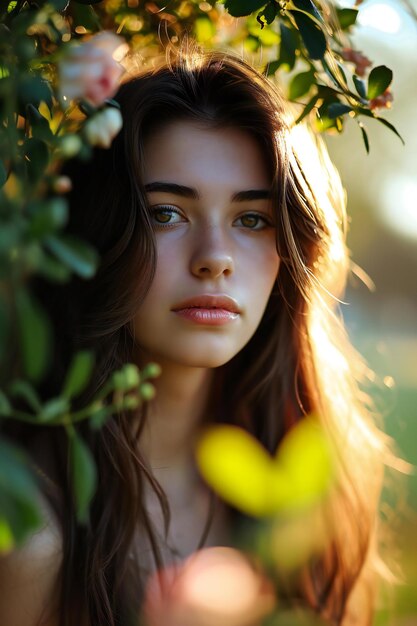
[
  {"x1": 171, "y1": 295, "x2": 241, "y2": 326},
  {"x1": 171, "y1": 294, "x2": 241, "y2": 314}
]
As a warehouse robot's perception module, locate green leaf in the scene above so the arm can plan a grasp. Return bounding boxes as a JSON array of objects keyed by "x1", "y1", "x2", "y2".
[
  {"x1": 224, "y1": 0, "x2": 266, "y2": 17},
  {"x1": 26, "y1": 104, "x2": 53, "y2": 142},
  {"x1": 289, "y1": 71, "x2": 315, "y2": 100},
  {"x1": 0, "y1": 439, "x2": 43, "y2": 545},
  {"x1": 279, "y1": 22, "x2": 298, "y2": 71},
  {"x1": 292, "y1": 0, "x2": 322, "y2": 23},
  {"x1": 295, "y1": 93, "x2": 319, "y2": 124},
  {"x1": 18, "y1": 75, "x2": 52, "y2": 109},
  {"x1": 0, "y1": 161, "x2": 6, "y2": 188},
  {"x1": 15, "y1": 289, "x2": 51, "y2": 383},
  {"x1": 0, "y1": 294, "x2": 9, "y2": 363},
  {"x1": 113, "y1": 364, "x2": 140, "y2": 391},
  {"x1": 37, "y1": 252, "x2": 72, "y2": 283},
  {"x1": 367, "y1": 65, "x2": 393, "y2": 100},
  {"x1": 45, "y1": 234, "x2": 99, "y2": 279},
  {"x1": 0, "y1": 517, "x2": 14, "y2": 553},
  {"x1": 0, "y1": 390, "x2": 12, "y2": 417},
  {"x1": 194, "y1": 17, "x2": 215, "y2": 42},
  {"x1": 39, "y1": 397, "x2": 70, "y2": 423},
  {"x1": 24, "y1": 139, "x2": 49, "y2": 185},
  {"x1": 69, "y1": 434, "x2": 97, "y2": 523},
  {"x1": 28, "y1": 199, "x2": 68, "y2": 238},
  {"x1": 374, "y1": 116, "x2": 404, "y2": 145},
  {"x1": 291, "y1": 11, "x2": 327, "y2": 60},
  {"x1": 62, "y1": 351, "x2": 95, "y2": 400},
  {"x1": 9, "y1": 380, "x2": 42, "y2": 413},
  {"x1": 257, "y1": 1, "x2": 277, "y2": 27},
  {"x1": 353, "y1": 75, "x2": 367, "y2": 99},
  {"x1": 358, "y1": 122, "x2": 370, "y2": 154},
  {"x1": 336, "y1": 8, "x2": 358, "y2": 30},
  {"x1": 327, "y1": 102, "x2": 353, "y2": 118}
]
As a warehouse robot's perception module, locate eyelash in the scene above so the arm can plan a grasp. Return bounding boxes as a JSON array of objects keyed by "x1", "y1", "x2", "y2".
[{"x1": 150, "y1": 205, "x2": 274, "y2": 230}]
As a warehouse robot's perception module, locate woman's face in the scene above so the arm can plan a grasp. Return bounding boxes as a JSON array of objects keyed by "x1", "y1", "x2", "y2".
[{"x1": 132, "y1": 120, "x2": 280, "y2": 368}]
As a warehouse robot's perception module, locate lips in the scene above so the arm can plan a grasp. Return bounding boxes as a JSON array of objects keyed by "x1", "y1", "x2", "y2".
[{"x1": 171, "y1": 294, "x2": 241, "y2": 314}]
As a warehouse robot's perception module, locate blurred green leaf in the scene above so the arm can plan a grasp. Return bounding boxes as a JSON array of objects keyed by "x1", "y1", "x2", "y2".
[
  {"x1": 367, "y1": 65, "x2": 393, "y2": 100},
  {"x1": 327, "y1": 102, "x2": 353, "y2": 118},
  {"x1": 28, "y1": 199, "x2": 68, "y2": 238},
  {"x1": 289, "y1": 70, "x2": 315, "y2": 100},
  {"x1": 0, "y1": 517, "x2": 14, "y2": 553},
  {"x1": 24, "y1": 138, "x2": 49, "y2": 185},
  {"x1": 0, "y1": 161, "x2": 6, "y2": 188},
  {"x1": 37, "y1": 252, "x2": 72, "y2": 283},
  {"x1": 292, "y1": 0, "x2": 322, "y2": 23},
  {"x1": 9, "y1": 380, "x2": 42, "y2": 413},
  {"x1": 17, "y1": 75, "x2": 52, "y2": 110},
  {"x1": 353, "y1": 74, "x2": 367, "y2": 99},
  {"x1": 0, "y1": 390, "x2": 12, "y2": 417},
  {"x1": 224, "y1": 0, "x2": 266, "y2": 17},
  {"x1": 39, "y1": 397, "x2": 70, "y2": 422},
  {"x1": 0, "y1": 438, "x2": 43, "y2": 546},
  {"x1": 26, "y1": 104, "x2": 53, "y2": 142},
  {"x1": 196, "y1": 416, "x2": 333, "y2": 516},
  {"x1": 69, "y1": 433, "x2": 97, "y2": 523},
  {"x1": 194, "y1": 17, "x2": 215, "y2": 43},
  {"x1": 113, "y1": 364, "x2": 140, "y2": 390},
  {"x1": 295, "y1": 93, "x2": 319, "y2": 124},
  {"x1": 45, "y1": 234, "x2": 99, "y2": 279},
  {"x1": 63, "y1": 350, "x2": 95, "y2": 400},
  {"x1": 0, "y1": 294, "x2": 9, "y2": 363},
  {"x1": 15, "y1": 288, "x2": 51, "y2": 383},
  {"x1": 279, "y1": 22, "x2": 298, "y2": 71},
  {"x1": 290, "y1": 11, "x2": 326, "y2": 60},
  {"x1": 336, "y1": 8, "x2": 358, "y2": 30}
]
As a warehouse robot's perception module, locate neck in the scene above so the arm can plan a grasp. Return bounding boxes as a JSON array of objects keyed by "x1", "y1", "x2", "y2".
[{"x1": 137, "y1": 360, "x2": 214, "y2": 474}]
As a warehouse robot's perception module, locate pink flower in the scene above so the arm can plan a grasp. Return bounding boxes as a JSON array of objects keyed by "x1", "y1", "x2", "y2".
[
  {"x1": 143, "y1": 548, "x2": 276, "y2": 626},
  {"x1": 369, "y1": 88, "x2": 394, "y2": 110},
  {"x1": 341, "y1": 48, "x2": 372, "y2": 77},
  {"x1": 59, "y1": 32, "x2": 128, "y2": 107}
]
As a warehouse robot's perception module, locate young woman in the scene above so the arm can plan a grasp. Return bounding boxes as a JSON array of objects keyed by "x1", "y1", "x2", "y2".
[{"x1": 0, "y1": 45, "x2": 395, "y2": 626}]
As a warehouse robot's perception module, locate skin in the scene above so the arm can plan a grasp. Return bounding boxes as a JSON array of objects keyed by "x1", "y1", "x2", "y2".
[{"x1": 132, "y1": 121, "x2": 280, "y2": 557}]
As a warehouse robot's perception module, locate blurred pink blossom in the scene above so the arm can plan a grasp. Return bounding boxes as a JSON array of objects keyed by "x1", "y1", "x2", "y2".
[
  {"x1": 58, "y1": 32, "x2": 128, "y2": 107},
  {"x1": 341, "y1": 48, "x2": 372, "y2": 77},
  {"x1": 143, "y1": 547, "x2": 276, "y2": 626},
  {"x1": 369, "y1": 88, "x2": 394, "y2": 110}
]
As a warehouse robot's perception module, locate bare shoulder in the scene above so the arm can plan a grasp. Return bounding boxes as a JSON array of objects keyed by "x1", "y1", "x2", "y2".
[{"x1": 0, "y1": 494, "x2": 63, "y2": 626}]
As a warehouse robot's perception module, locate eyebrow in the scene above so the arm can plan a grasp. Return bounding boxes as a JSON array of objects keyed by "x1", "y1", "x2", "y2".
[{"x1": 144, "y1": 181, "x2": 271, "y2": 202}]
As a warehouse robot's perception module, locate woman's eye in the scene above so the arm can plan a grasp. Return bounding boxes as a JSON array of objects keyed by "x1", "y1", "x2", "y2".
[
  {"x1": 151, "y1": 206, "x2": 184, "y2": 226},
  {"x1": 235, "y1": 213, "x2": 272, "y2": 230}
]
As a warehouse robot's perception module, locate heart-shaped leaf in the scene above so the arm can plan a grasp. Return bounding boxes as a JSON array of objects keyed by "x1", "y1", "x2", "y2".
[{"x1": 196, "y1": 416, "x2": 333, "y2": 517}]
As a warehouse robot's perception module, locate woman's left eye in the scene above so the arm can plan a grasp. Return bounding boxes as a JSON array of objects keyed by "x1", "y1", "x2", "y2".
[{"x1": 234, "y1": 213, "x2": 272, "y2": 230}]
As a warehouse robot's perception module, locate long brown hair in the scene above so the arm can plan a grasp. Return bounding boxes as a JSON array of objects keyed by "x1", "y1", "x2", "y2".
[{"x1": 14, "y1": 45, "x2": 395, "y2": 625}]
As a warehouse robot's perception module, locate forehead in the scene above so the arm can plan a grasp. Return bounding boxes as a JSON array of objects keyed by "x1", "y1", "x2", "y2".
[{"x1": 142, "y1": 120, "x2": 271, "y2": 191}]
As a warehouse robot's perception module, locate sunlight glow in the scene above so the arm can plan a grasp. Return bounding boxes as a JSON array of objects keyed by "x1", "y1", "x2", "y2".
[
  {"x1": 379, "y1": 176, "x2": 417, "y2": 240},
  {"x1": 358, "y1": 2, "x2": 402, "y2": 34}
]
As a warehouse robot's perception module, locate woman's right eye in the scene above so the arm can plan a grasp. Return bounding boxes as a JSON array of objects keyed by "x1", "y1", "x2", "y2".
[{"x1": 150, "y1": 206, "x2": 185, "y2": 226}]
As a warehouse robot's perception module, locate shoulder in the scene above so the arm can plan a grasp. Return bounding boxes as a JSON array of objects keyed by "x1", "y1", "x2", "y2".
[{"x1": 0, "y1": 494, "x2": 63, "y2": 626}]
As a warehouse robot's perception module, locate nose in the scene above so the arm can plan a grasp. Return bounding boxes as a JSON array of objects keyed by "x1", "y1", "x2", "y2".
[{"x1": 190, "y1": 225, "x2": 234, "y2": 279}]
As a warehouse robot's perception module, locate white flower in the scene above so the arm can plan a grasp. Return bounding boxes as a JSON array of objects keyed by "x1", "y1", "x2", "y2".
[
  {"x1": 59, "y1": 32, "x2": 128, "y2": 107},
  {"x1": 84, "y1": 107, "x2": 123, "y2": 149}
]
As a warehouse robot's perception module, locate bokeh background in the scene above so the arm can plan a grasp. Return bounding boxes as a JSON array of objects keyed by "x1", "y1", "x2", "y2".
[{"x1": 324, "y1": 1, "x2": 417, "y2": 621}]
